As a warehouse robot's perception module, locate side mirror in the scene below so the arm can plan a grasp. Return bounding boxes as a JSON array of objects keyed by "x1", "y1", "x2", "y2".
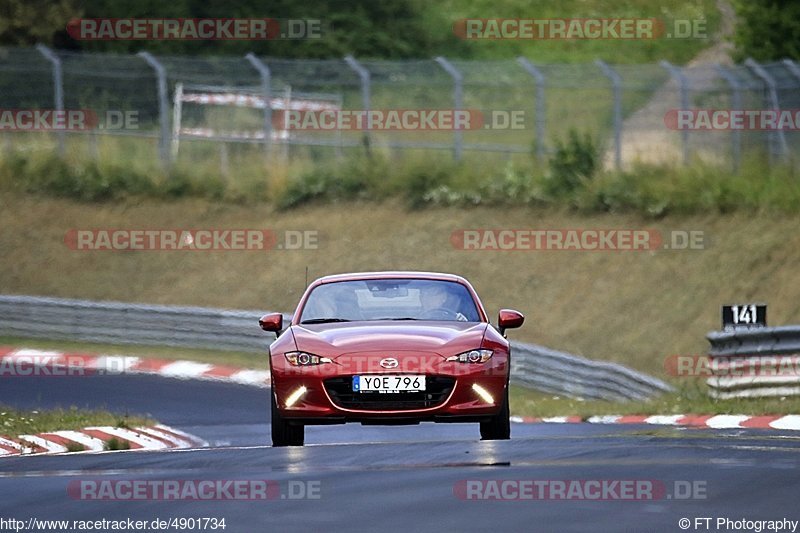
[
  {"x1": 259, "y1": 313, "x2": 283, "y2": 332},
  {"x1": 498, "y1": 309, "x2": 524, "y2": 335}
]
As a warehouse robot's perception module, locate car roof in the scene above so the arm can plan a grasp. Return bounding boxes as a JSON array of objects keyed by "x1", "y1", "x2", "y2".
[{"x1": 312, "y1": 271, "x2": 469, "y2": 285}]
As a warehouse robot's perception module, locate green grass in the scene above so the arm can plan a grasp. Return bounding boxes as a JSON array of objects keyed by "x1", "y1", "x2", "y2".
[
  {"x1": 0, "y1": 405, "x2": 154, "y2": 437},
  {"x1": 104, "y1": 437, "x2": 131, "y2": 451},
  {"x1": 0, "y1": 336, "x2": 267, "y2": 370},
  {"x1": 65, "y1": 441, "x2": 87, "y2": 453}
]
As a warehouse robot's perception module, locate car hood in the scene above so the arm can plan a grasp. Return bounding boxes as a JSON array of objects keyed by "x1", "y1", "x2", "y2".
[{"x1": 290, "y1": 321, "x2": 488, "y2": 358}]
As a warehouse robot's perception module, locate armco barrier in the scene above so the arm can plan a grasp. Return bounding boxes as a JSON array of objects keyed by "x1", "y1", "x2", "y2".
[
  {"x1": 0, "y1": 294, "x2": 268, "y2": 352},
  {"x1": 0, "y1": 294, "x2": 671, "y2": 401},
  {"x1": 707, "y1": 326, "x2": 800, "y2": 399}
]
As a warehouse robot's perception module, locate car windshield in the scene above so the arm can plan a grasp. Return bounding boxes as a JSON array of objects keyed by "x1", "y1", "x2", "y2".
[{"x1": 299, "y1": 279, "x2": 481, "y2": 323}]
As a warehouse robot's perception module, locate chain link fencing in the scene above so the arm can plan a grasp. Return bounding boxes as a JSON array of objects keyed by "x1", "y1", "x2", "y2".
[{"x1": 1, "y1": 46, "x2": 798, "y2": 173}]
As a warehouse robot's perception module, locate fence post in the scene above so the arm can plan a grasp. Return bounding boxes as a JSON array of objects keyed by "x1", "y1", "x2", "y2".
[
  {"x1": 715, "y1": 65, "x2": 742, "y2": 173},
  {"x1": 35, "y1": 44, "x2": 65, "y2": 156},
  {"x1": 744, "y1": 58, "x2": 789, "y2": 164},
  {"x1": 782, "y1": 59, "x2": 800, "y2": 83},
  {"x1": 517, "y1": 57, "x2": 547, "y2": 160},
  {"x1": 137, "y1": 51, "x2": 171, "y2": 168},
  {"x1": 595, "y1": 60, "x2": 622, "y2": 170},
  {"x1": 660, "y1": 60, "x2": 690, "y2": 166},
  {"x1": 245, "y1": 53, "x2": 272, "y2": 156},
  {"x1": 344, "y1": 55, "x2": 371, "y2": 153},
  {"x1": 434, "y1": 57, "x2": 464, "y2": 161}
]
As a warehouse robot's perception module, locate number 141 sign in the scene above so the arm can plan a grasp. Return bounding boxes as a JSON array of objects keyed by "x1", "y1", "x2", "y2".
[{"x1": 722, "y1": 304, "x2": 767, "y2": 329}]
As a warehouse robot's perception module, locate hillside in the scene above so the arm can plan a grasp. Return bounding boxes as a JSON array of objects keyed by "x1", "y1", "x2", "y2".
[{"x1": 2, "y1": 191, "x2": 798, "y2": 378}]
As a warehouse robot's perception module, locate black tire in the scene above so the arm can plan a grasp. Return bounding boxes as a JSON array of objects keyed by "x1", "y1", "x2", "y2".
[
  {"x1": 480, "y1": 386, "x2": 510, "y2": 440},
  {"x1": 271, "y1": 390, "x2": 304, "y2": 447}
]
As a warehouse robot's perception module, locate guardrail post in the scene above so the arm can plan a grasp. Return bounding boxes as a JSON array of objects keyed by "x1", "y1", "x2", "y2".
[
  {"x1": 138, "y1": 51, "x2": 171, "y2": 168},
  {"x1": 715, "y1": 65, "x2": 743, "y2": 173},
  {"x1": 35, "y1": 44, "x2": 65, "y2": 156},
  {"x1": 434, "y1": 57, "x2": 464, "y2": 161},
  {"x1": 517, "y1": 57, "x2": 547, "y2": 160},
  {"x1": 344, "y1": 55, "x2": 371, "y2": 154},
  {"x1": 595, "y1": 60, "x2": 622, "y2": 170},
  {"x1": 745, "y1": 58, "x2": 789, "y2": 165},
  {"x1": 660, "y1": 60, "x2": 690, "y2": 166},
  {"x1": 245, "y1": 53, "x2": 273, "y2": 156}
]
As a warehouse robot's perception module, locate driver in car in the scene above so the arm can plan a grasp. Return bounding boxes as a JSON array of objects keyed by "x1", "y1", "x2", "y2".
[{"x1": 418, "y1": 284, "x2": 468, "y2": 321}]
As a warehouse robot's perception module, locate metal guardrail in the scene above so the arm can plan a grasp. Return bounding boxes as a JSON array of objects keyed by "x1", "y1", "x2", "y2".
[
  {"x1": 511, "y1": 343, "x2": 672, "y2": 401},
  {"x1": 0, "y1": 294, "x2": 270, "y2": 352},
  {"x1": 0, "y1": 294, "x2": 671, "y2": 401},
  {"x1": 707, "y1": 327, "x2": 800, "y2": 399}
]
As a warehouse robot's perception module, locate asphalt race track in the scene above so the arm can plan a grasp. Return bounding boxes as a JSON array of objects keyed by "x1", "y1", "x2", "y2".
[{"x1": 2, "y1": 375, "x2": 800, "y2": 532}]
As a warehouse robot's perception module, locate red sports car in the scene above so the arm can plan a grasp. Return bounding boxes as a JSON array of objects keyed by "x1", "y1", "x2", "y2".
[{"x1": 259, "y1": 271, "x2": 524, "y2": 446}]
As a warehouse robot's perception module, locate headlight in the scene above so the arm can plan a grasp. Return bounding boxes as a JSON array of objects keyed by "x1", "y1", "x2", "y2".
[
  {"x1": 284, "y1": 351, "x2": 333, "y2": 366},
  {"x1": 446, "y1": 349, "x2": 493, "y2": 364}
]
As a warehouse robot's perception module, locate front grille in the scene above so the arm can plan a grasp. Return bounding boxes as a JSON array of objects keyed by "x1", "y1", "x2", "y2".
[{"x1": 324, "y1": 376, "x2": 455, "y2": 411}]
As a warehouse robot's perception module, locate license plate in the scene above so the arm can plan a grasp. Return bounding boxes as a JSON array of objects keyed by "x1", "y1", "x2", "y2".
[{"x1": 353, "y1": 375, "x2": 426, "y2": 393}]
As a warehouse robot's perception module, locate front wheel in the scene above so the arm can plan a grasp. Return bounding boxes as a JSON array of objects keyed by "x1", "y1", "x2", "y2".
[
  {"x1": 271, "y1": 390, "x2": 304, "y2": 447},
  {"x1": 480, "y1": 386, "x2": 510, "y2": 440}
]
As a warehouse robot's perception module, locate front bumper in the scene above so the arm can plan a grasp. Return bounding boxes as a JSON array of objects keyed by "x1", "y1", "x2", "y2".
[{"x1": 271, "y1": 356, "x2": 508, "y2": 424}]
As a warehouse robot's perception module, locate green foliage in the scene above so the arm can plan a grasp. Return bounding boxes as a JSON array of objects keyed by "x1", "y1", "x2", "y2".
[
  {"x1": 276, "y1": 154, "x2": 384, "y2": 209},
  {"x1": 732, "y1": 0, "x2": 800, "y2": 61},
  {"x1": 405, "y1": 164, "x2": 457, "y2": 209},
  {"x1": 0, "y1": 0, "x2": 718, "y2": 64},
  {"x1": 575, "y1": 158, "x2": 800, "y2": 216},
  {"x1": 0, "y1": 0, "x2": 80, "y2": 47},
  {"x1": 45, "y1": 0, "x2": 468, "y2": 60},
  {"x1": 65, "y1": 441, "x2": 86, "y2": 453},
  {"x1": 3, "y1": 146, "x2": 799, "y2": 215},
  {"x1": 103, "y1": 437, "x2": 131, "y2": 451},
  {"x1": 2, "y1": 153, "x2": 153, "y2": 201},
  {"x1": 545, "y1": 130, "x2": 598, "y2": 198},
  {"x1": 0, "y1": 152, "x2": 246, "y2": 203}
]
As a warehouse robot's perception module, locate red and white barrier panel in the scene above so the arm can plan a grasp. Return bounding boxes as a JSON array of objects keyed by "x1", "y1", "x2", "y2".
[
  {"x1": 0, "y1": 347, "x2": 269, "y2": 388},
  {"x1": 511, "y1": 414, "x2": 800, "y2": 431},
  {"x1": 0, "y1": 424, "x2": 207, "y2": 457},
  {"x1": 180, "y1": 92, "x2": 339, "y2": 111}
]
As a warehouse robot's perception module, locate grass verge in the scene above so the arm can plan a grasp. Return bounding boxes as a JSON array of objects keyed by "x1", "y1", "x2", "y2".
[{"x1": 0, "y1": 405, "x2": 154, "y2": 437}]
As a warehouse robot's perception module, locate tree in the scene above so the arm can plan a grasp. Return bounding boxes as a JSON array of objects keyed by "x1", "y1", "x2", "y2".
[
  {"x1": 733, "y1": 0, "x2": 800, "y2": 61},
  {"x1": 0, "y1": 0, "x2": 80, "y2": 48},
  {"x1": 0, "y1": 0, "x2": 470, "y2": 59}
]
